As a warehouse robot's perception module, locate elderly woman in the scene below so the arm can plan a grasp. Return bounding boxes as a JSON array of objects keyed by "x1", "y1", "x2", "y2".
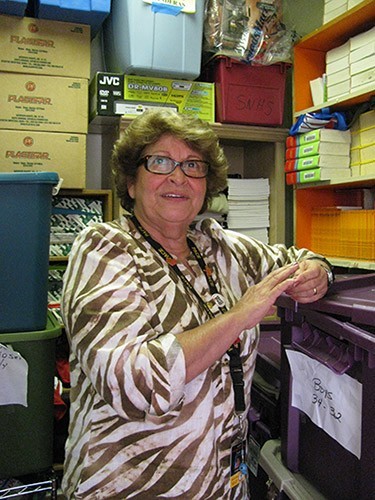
[{"x1": 61, "y1": 109, "x2": 333, "y2": 499}]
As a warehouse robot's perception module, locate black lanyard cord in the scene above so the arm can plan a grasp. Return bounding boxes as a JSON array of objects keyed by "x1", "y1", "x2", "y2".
[{"x1": 129, "y1": 214, "x2": 246, "y2": 413}]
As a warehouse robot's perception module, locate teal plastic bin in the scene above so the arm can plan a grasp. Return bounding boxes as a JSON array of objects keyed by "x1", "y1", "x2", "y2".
[
  {"x1": 0, "y1": 172, "x2": 59, "y2": 333},
  {"x1": 0, "y1": 312, "x2": 62, "y2": 478}
]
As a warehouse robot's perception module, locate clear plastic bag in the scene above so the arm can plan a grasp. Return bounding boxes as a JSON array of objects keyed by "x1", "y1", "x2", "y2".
[{"x1": 203, "y1": 0, "x2": 294, "y2": 64}]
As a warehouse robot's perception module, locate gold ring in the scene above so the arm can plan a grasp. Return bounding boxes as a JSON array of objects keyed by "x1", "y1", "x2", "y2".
[{"x1": 313, "y1": 287, "x2": 317, "y2": 295}]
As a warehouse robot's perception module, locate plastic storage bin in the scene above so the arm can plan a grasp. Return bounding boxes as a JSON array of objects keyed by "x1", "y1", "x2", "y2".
[
  {"x1": 0, "y1": 0, "x2": 27, "y2": 16},
  {"x1": 203, "y1": 56, "x2": 288, "y2": 126},
  {"x1": 103, "y1": 0, "x2": 205, "y2": 79},
  {"x1": 0, "y1": 172, "x2": 59, "y2": 333},
  {"x1": 33, "y1": 0, "x2": 111, "y2": 38},
  {"x1": 311, "y1": 208, "x2": 375, "y2": 261},
  {"x1": 276, "y1": 274, "x2": 375, "y2": 500},
  {"x1": 0, "y1": 312, "x2": 62, "y2": 478}
]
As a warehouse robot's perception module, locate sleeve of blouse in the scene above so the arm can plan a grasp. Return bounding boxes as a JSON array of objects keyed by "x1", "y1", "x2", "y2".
[
  {"x1": 61, "y1": 224, "x2": 187, "y2": 421},
  {"x1": 221, "y1": 224, "x2": 323, "y2": 283}
]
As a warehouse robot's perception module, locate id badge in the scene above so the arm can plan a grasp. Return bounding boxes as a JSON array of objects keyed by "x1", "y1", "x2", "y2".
[{"x1": 230, "y1": 440, "x2": 248, "y2": 488}]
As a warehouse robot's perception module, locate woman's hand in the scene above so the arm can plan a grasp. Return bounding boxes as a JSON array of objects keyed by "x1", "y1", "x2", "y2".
[
  {"x1": 285, "y1": 259, "x2": 329, "y2": 303},
  {"x1": 229, "y1": 262, "x2": 300, "y2": 331}
]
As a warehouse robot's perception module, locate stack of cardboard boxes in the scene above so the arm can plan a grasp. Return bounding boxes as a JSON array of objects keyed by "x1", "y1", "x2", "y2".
[
  {"x1": 323, "y1": 0, "x2": 364, "y2": 24},
  {"x1": 326, "y1": 26, "x2": 375, "y2": 102},
  {"x1": 0, "y1": 14, "x2": 90, "y2": 188},
  {"x1": 350, "y1": 109, "x2": 375, "y2": 178}
]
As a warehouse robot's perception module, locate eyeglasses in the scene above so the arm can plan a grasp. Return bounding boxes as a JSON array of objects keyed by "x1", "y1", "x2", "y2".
[{"x1": 138, "y1": 155, "x2": 209, "y2": 178}]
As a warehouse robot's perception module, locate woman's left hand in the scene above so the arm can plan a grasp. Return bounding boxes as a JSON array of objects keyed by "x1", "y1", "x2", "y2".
[{"x1": 285, "y1": 259, "x2": 329, "y2": 303}]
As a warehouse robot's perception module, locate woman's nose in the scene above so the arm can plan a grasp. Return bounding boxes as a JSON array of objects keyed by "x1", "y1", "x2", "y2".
[{"x1": 168, "y1": 164, "x2": 188, "y2": 183}]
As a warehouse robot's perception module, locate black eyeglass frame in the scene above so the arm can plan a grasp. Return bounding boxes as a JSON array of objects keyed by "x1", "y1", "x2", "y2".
[{"x1": 138, "y1": 155, "x2": 210, "y2": 178}]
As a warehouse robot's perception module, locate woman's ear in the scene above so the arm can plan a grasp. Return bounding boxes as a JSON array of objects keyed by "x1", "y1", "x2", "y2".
[{"x1": 127, "y1": 179, "x2": 135, "y2": 199}]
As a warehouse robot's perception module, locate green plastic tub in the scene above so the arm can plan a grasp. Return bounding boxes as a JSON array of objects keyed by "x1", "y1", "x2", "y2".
[{"x1": 0, "y1": 312, "x2": 62, "y2": 478}]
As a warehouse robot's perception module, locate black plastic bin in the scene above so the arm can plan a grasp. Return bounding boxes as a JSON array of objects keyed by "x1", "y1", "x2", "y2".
[{"x1": 276, "y1": 273, "x2": 375, "y2": 500}]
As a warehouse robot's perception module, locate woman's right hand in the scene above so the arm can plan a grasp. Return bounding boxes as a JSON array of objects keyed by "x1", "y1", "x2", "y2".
[{"x1": 229, "y1": 262, "x2": 299, "y2": 331}]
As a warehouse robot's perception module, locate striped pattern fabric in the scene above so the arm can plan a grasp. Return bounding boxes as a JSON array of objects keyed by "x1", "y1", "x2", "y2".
[{"x1": 61, "y1": 217, "x2": 313, "y2": 499}]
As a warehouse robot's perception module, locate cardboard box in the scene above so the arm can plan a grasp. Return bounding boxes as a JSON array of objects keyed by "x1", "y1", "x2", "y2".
[
  {"x1": 0, "y1": 72, "x2": 88, "y2": 133},
  {"x1": 360, "y1": 142, "x2": 375, "y2": 163},
  {"x1": 286, "y1": 129, "x2": 351, "y2": 148},
  {"x1": 358, "y1": 110, "x2": 375, "y2": 129},
  {"x1": 123, "y1": 75, "x2": 215, "y2": 122},
  {"x1": 351, "y1": 67, "x2": 375, "y2": 91},
  {"x1": 0, "y1": 14, "x2": 90, "y2": 78},
  {"x1": 327, "y1": 79, "x2": 350, "y2": 99},
  {"x1": 323, "y1": 3, "x2": 347, "y2": 24},
  {"x1": 286, "y1": 167, "x2": 351, "y2": 185},
  {"x1": 286, "y1": 140, "x2": 350, "y2": 159},
  {"x1": 89, "y1": 72, "x2": 178, "y2": 125},
  {"x1": 326, "y1": 41, "x2": 350, "y2": 64},
  {"x1": 326, "y1": 54, "x2": 349, "y2": 75},
  {"x1": 285, "y1": 154, "x2": 350, "y2": 171},
  {"x1": 350, "y1": 54, "x2": 375, "y2": 76},
  {"x1": 350, "y1": 41, "x2": 375, "y2": 64},
  {"x1": 358, "y1": 126, "x2": 375, "y2": 146},
  {"x1": 326, "y1": 67, "x2": 350, "y2": 86},
  {"x1": 350, "y1": 26, "x2": 375, "y2": 52},
  {"x1": 0, "y1": 129, "x2": 86, "y2": 188}
]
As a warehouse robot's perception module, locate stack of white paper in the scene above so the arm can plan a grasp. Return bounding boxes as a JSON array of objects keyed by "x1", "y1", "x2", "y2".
[{"x1": 227, "y1": 178, "x2": 270, "y2": 243}]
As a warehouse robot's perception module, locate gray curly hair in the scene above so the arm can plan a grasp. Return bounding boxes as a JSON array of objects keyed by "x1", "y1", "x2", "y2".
[{"x1": 111, "y1": 109, "x2": 228, "y2": 214}]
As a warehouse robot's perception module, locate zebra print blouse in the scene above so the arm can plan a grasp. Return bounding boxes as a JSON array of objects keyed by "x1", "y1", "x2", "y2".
[{"x1": 61, "y1": 216, "x2": 314, "y2": 499}]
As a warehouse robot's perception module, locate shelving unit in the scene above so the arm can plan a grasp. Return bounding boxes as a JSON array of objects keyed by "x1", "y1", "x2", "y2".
[
  {"x1": 293, "y1": 0, "x2": 375, "y2": 116},
  {"x1": 49, "y1": 188, "x2": 113, "y2": 262},
  {"x1": 120, "y1": 119, "x2": 289, "y2": 245},
  {"x1": 292, "y1": 0, "x2": 375, "y2": 270}
]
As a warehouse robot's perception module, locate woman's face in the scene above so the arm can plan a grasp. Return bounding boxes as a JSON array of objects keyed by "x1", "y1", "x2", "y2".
[{"x1": 128, "y1": 134, "x2": 207, "y2": 231}]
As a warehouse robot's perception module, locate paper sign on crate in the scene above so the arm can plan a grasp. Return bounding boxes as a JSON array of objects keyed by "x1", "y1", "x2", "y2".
[{"x1": 286, "y1": 350, "x2": 362, "y2": 459}]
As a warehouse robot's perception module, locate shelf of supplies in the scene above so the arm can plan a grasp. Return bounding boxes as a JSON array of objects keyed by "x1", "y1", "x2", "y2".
[
  {"x1": 49, "y1": 188, "x2": 113, "y2": 262},
  {"x1": 294, "y1": 85, "x2": 375, "y2": 118},
  {"x1": 293, "y1": 0, "x2": 375, "y2": 114},
  {"x1": 294, "y1": 174, "x2": 375, "y2": 189}
]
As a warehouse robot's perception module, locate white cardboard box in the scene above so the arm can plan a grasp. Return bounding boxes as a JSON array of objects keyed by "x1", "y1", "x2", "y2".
[
  {"x1": 326, "y1": 41, "x2": 350, "y2": 64},
  {"x1": 327, "y1": 67, "x2": 350, "y2": 86},
  {"x1": 350, "y1": 41, "x2": 375, "y2": 64},
  {"x1": 351, "y1": 67, "x2": 375, "y2": 90},
  {"x1": 327, "y1": 79, "x2": 350, "y2": 99},
  {"x1": 326, "y1": 54, "x2": 350, "y2": 75},
  {"x1": 350, "y1": 27, "x2": 375, "y2": 51},
  {"x1": 323, "y1": 4, "x2": 348, "y2": 24},
  {"x1": 350, "y1": 54, "x2": 375, "y2": 76}
]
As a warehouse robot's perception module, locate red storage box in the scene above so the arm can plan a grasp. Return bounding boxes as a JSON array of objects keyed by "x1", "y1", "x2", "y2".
[{"x1": 204, "y1": 56, "x2": 288, "y2": 126}]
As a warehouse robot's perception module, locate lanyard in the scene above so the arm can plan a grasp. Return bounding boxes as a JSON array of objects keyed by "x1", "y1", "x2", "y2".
[{"x1": 129, "y1": 214, "x2": 246, "y2": 413}]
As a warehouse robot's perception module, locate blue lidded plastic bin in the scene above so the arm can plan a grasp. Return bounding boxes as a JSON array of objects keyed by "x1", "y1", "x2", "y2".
[
  {"x1": 0, "y1": 172, "x2": 59, "y2": 333},
  {"x1": 0, "y1": 0, "x2": 27, "y2": 16},
  {"x1": 33, "y1": 0, "x2": 111, "y2": 38}
]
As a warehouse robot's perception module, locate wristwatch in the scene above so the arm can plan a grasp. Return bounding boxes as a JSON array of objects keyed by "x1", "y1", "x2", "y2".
[{"x1": 321, "y1": 264, "x2": 335, "y2": 287}]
